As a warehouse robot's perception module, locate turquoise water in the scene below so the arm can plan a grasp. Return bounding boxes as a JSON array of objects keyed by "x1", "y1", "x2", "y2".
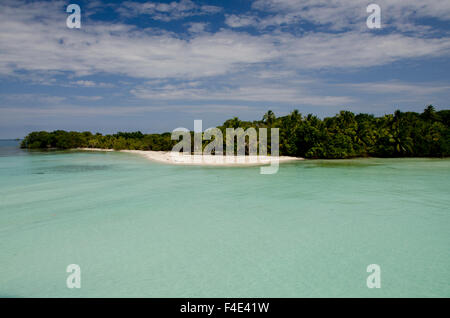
[{"x1": 0, "y1": 140, "x2": 449, "y2": 297}]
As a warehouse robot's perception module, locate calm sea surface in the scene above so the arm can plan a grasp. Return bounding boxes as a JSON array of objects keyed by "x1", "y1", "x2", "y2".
[{"x1": 0, "y1": 140, "x2": 449, "y2": 297}]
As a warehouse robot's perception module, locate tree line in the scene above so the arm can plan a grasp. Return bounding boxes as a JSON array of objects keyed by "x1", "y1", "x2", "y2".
[{"x1": 21, "y1": 106, "x2": 449, "y2": 158}]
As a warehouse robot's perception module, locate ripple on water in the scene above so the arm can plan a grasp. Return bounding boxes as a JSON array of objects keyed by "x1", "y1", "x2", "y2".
[{"x1": 32, "y1": 164, "x2": 110, "y2": 174}]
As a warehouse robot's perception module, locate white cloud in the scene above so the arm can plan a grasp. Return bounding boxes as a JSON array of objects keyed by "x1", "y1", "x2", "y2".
[
  {"x1": 75, "y1": 96, "x2": 104, "y2": 101},
  {"x1": 72, "y1": 80, "x2": 114, "y2": 88},
  {"x1": 185, "y1": 22, "x2": 208, "y2": 34},
  {"x1": 0, "y1": 104, "x2": 257, "y2": 120},
  {"x1": 1, "y1": 1, "x2": 449, "y2": 82},
  {"x1": 0, "y1": 1, "x2": 277, "y2": 79},
  {"x1": 1, "y1": 0, "x2": 449, "y2": 118},
  {"x1": 252, "y1": 0, "x2": 450, "y2": 31},
  {"x1": 277, "y1": 32, "x2": 450, "y2": 69},
  {"x1": 130, "y1": 77, "x2": 354, "y2": 106},
  {"x1": 342, "y1": 81, "x2": 450, "y2": 95},
  {"x1": 74, "y1": 80, "x2": 97, "y2": 87},
  {"x1": 117, "y1": 0, "x2": 222, "y2": 21},
  {"x1": 200, "y1": 5, "x2": 222, "y2": 14},
  {"x1": 0, "y1": 93, "x2": 66, "y2": 105},
  {"x1": 225, "y1": 14, "x2": 259, "y2": 28}
]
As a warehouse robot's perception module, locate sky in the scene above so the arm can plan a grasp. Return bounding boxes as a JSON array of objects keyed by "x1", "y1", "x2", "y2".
[{"x1": 0, "y1": 0, "x2": 449, "y2": 138}]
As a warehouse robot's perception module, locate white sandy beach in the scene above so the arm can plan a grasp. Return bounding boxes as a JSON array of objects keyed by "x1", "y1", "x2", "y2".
[{"x1": 77, "y1": 148, "x2": 303, "y2": 166}]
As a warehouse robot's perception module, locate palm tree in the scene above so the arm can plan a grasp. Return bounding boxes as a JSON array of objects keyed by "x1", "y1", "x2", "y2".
[
  {"x1": 262, "y1": 110, "x2": 276, "y2": 126},
  {"x1": 422, "y1": 105, "x2": 437, "y2": 121},
  {"x1": 223, "y1": 117, "x2": 241, "y2": 128},
  {"x1": 290, "y1": 109, "x2": 301, "y2": 122}
]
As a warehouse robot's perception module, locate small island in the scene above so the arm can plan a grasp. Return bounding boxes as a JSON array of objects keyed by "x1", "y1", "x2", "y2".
[{"x1": 21, "y1": 106, "x2": 449, "y2": 160}]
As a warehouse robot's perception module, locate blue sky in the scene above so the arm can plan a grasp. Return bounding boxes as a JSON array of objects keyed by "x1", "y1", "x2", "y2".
[{"x1": 0, "y1": 0, "x2": 449, "y2": 138}]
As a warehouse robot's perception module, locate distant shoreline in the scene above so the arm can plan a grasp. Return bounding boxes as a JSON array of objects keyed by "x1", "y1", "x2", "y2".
[
  {"x1": 76, "y1": 148, "x2": 303, "y2": 166},
  {"x1": 18, "y1": 107, "x2": 450, "y2": 159}
]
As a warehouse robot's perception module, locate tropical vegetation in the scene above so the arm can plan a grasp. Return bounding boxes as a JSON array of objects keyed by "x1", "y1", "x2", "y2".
[{"x1": 21, "y1": 106, "x2": 449, "y2": 158}]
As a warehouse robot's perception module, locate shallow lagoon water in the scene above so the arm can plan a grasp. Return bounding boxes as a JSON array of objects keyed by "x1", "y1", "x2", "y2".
[{"x1": 0, "y1": 140, "x2": 449, "y2": 297}]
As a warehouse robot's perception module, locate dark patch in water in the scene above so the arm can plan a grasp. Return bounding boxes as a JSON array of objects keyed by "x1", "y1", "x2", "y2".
[
  {"x1": 35, "y1": 164, "x2": 110, "y2": 174},
  {"x1": 303, "y1": 160, "x2": 381, "y2": 168}
]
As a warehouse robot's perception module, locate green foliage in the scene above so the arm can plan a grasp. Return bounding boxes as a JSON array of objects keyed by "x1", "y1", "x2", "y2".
[
  {"x1": 21, "y1": 106, "x2": 449, "y2": 158},
  {"x1": 21, "y1": 130, "x2": 175, "y2": 152}
]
